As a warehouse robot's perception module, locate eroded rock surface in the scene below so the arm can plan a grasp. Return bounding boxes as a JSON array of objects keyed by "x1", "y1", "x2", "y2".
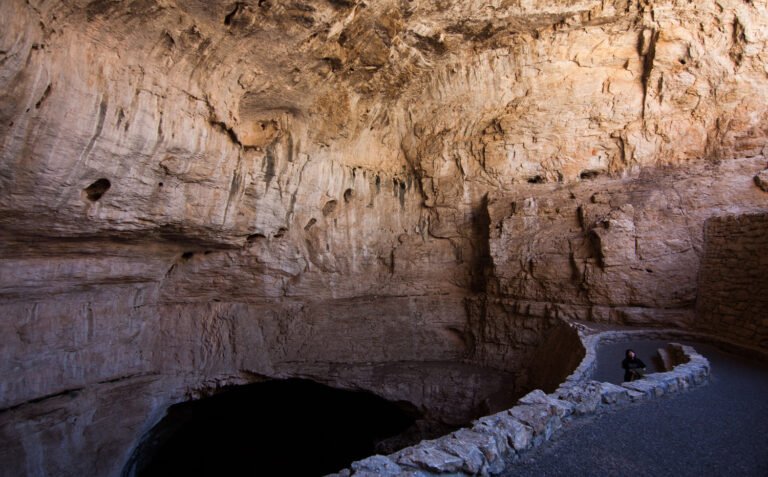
[
  {"x1": 1, "y1": 0, "x2": 767, "y2": 475},
  {"x1": 485, "y1": 158, "x2": 767, "y2": 328}
]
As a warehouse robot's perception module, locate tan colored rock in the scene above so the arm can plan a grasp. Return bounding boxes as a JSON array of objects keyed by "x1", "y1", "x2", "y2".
[
  {"x1": 1, "y1": 0, "x2": 767, "y2": 475},
  {"x1": 487, "y1": 158, "x2": 766, "y2": 314}
]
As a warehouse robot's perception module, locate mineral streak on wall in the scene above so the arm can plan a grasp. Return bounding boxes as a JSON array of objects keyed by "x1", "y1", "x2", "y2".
[{"x1": 1, "y1": 0, "x2": 768, "y2": 475}]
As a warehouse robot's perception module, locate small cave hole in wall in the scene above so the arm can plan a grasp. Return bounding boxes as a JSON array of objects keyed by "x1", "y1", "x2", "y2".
[
  {"x1": 246, "y1": 233, "x2": 266, "y2": 244},
  {"x1": 126, "y1": 379, "x2": 419, "y2": 477},
  {"x1": 579, "y1": 169, "x2": 601, "y2": 180},
  {"x1": 83, "y1": 178, "x2": 111, "y2": 202},
  {"x1": 223, "y1": 3, "x2": 243, "y2": 25},
  {"x1": 343, "y1": 188, "x2": 354, "y2": 203},
  {"x1": 527, "y1": 175, "x2": 545, "y2": 184},
  {"x1": 322, "y1": 199, "x2": 338, "y2": 216}
]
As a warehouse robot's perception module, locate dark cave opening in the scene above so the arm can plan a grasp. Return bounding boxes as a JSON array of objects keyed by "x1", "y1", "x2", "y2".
[{"x1": 126, "y1": 379, "x2": 420, "y2": 477}]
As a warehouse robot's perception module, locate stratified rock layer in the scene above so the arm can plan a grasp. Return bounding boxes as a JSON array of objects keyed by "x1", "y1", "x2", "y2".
[{"x1": 1, "y1": 0, "x2": 767, "y2": 475}]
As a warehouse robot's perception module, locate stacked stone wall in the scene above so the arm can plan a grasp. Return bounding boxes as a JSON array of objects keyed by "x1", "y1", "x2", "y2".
[
  {"x1": 332, "y1": 328, "x2": 712, "y2": 476},
  {"x1": 697, "y1": 213, "x2": 768, "y2": 351}
]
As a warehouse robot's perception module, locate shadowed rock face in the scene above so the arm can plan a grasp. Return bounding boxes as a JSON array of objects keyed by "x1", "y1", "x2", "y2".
[{"x1": 1, "y1": 0, "x2": 767, "y2": 475}]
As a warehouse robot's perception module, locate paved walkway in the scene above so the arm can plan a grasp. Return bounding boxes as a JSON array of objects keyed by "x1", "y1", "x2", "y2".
[{"x1": 504, "y1": 341, "x2": 768, "y2": 476}]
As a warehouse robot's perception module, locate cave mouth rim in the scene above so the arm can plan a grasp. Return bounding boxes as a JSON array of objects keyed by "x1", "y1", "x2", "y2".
[{"x1": 122, "y1": 377, "x2": 424, "y2": 477}]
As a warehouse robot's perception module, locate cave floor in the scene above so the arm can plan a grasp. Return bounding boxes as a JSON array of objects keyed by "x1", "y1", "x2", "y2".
[{"x1": 503, "y1": 342, "x2": 768, "y2": 476}]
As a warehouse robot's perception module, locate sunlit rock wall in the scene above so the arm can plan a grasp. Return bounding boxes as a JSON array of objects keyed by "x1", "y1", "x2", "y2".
[
  {"x1": 1, "y1": 0, "x2": 767, "y2": 475},
  {"x1": 485, "y1": 158, "x2": 767, "y2": 328}
]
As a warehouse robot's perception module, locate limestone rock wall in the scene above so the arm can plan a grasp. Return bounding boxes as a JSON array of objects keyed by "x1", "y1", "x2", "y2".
[
  {"x1": 696, "y1": 213, "x2": 768, "y2": 351},
  {"x1": 1, "y1": 0, "x2": 768, "y2": 475},
  {"x1": 401, "y1": 0, "x2": 768, "y2": 228},
  {"x1": 485, "y1": 157, "x2": 767, "y2": 317}
]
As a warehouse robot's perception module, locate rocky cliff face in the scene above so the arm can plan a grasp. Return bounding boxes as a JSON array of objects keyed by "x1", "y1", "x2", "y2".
[{"x1": 1, "y1": 0, "x2": 767, "y2": 475}]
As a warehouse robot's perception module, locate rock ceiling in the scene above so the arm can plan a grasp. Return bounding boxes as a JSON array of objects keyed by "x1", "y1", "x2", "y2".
[{"x1": 1, "y1": 1, "x2": 767, "y2": 475}]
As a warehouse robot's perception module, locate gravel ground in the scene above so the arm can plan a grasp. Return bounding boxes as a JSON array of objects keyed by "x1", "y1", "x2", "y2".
[{"x1": 504, "y1": 341, "x2": 768, "y2": 477}]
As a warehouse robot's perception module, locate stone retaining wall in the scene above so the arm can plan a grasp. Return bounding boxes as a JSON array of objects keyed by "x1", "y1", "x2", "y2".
[
  {"x1": 696, "y1": 213, "x2": 768, "y2": 352},
  {"x1": 331, "y1": 327, "x2": 711, "y2": 477}
]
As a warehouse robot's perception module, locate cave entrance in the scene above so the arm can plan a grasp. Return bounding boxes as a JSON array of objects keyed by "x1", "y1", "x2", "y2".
[{"x1": 125, "y1": 379, "x2": 419, "y2": 477}]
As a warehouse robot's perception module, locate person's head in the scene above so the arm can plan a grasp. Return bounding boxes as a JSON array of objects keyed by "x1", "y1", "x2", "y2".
[{"x1": 625, "y1": 349, "x2": 636, "y2": 359}]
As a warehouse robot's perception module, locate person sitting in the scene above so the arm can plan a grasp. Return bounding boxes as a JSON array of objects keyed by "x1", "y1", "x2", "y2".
[{"x1": 622, "y1": 349, "x2": 647, "y2": 382}]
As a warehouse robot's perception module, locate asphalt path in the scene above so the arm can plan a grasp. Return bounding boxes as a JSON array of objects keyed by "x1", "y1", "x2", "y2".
[{"x1": 504, "y1": 341, "x2": 768, "y2": 477}]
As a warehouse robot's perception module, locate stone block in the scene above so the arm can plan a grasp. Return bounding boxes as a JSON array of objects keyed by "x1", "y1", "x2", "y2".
[
  {"x1": 453, "y1": 428, "x2": 508, "y2": 473},
  {"x1": 432, "y1": 435, "x2": 487, "y2": 475},
  {"x1": 691, "y1": 366, "x2": 709, "y2": 385},
  {"x1": 666, "y1": 375, "x2": 681, "y2": 393},
  {"x1": 598, "y1": 382, "x2": 631, "y2": 404},
  {"x1": 508, "y1": 403, "x2": 562, "y2": 445},
  {"x1": 624, "y1": 388, "x2": 647, "y2": 401},
  {"x1": 621, "y1": 379, "x2": 660, "y2": 398},
  {"x1": 473, "y1": 411, "x2": 534, "y2": 453},
  {"x1": 667, "y1": 370, "x2": 691, "y2": 390},
  {"x1": 350, "y1": 455, "x2": 404, "y2": 477},
  {"x1": 656, "y1": 348, "x2": 673, "y2": 371},
  {"x1": 556, "y1": 381, "x2": 602, "y2": 415},
  {"x1": 394, "y1": 470, "x2": 436, "y2": 477},
  {"x1": 395, "y1": 445, "x2": 465, "y2": 474},
  {"x1": 646, "y1": 373, "x2": 678, "y2": 394},
  {"x1": 517, "y1": 389, "x2": 575, "y2": 419},
  {"x1": 667, "y1": 344, "x2": 688, "y2": 366}
]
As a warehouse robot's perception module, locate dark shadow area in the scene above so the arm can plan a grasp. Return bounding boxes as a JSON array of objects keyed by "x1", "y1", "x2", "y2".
[
  {"x1": 470, "y1": 193, "x2": 491, "y2": 293},
  {"x1": 526, "y1": 321, "x2": 585, "y2": 393},
  {"x1": 126, "y1": 379, "x2": 419, "y2": 477},
  {"x1": 83, "y1": 178, "x2": 111, "y2": 201}
]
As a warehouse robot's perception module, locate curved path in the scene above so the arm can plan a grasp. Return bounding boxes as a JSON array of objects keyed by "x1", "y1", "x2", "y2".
[{"x1": 505, "y1": 341, "x2": 768, "y2": 476}]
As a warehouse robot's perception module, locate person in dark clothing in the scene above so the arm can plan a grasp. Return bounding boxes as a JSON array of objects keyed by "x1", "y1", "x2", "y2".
[{"x1": 622, "y1": 349, "x2": 647, "y2": 382}]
